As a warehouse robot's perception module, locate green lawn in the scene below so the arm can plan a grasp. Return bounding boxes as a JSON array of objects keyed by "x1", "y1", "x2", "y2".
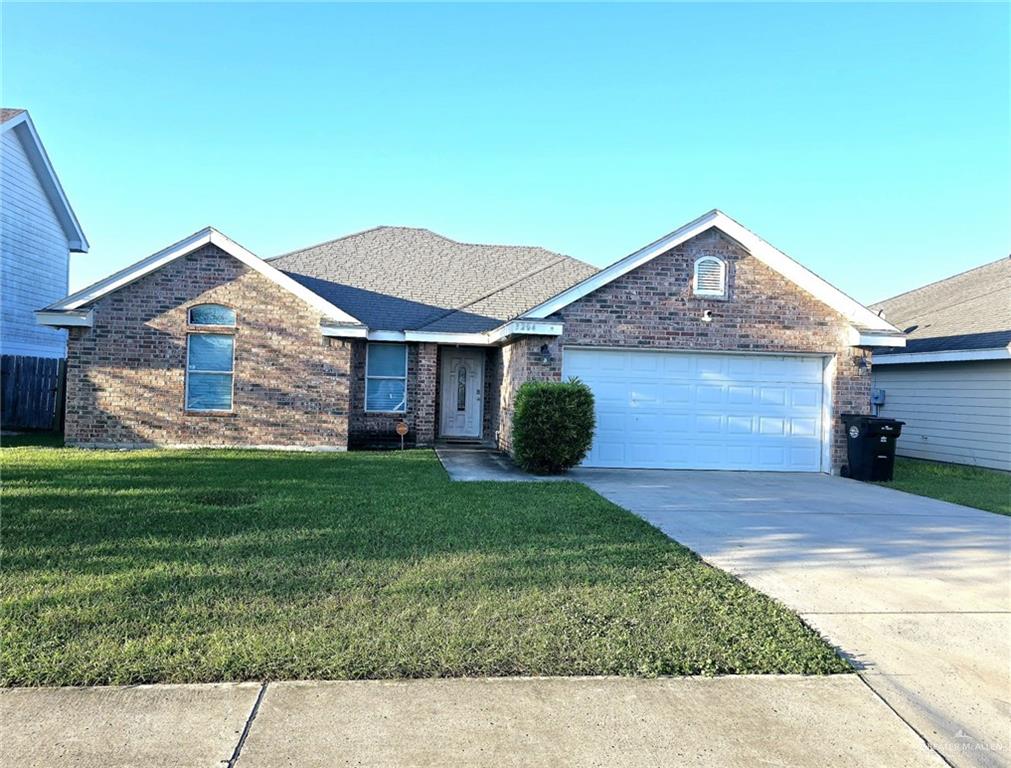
[
  {"x1": 1, "y1": 442, "x2": 848, "y2": 686},
  {"x1": 884, "y1": 457, "x2": 1010, "y2": 516},
  {"x1": 1, "y1": 431, "x2": 64, "y2": 448}
]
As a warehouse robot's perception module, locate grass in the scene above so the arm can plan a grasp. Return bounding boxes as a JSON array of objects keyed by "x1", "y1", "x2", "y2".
[
  {"x1": 1, "y1": 431, "x2": 64, "y2": 449},
  {"x1": 884, "y1": 457, "x2": 1010, "y2": 516},
  {"x1": 1, "y1": 444, "x2": 848, "y2": 686}
]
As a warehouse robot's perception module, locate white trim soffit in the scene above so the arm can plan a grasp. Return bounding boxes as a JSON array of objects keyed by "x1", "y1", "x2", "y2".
[
  {"x1": 1, "y1": 111, "x2": 88, "y2": 252},
  {"x1": 320, "y1": 322, "x2": 368, "y2": 339},
  {"x1": 873, "y1": 346, "x2": 1011, "y2": 365},
  {"x1": 849, "y1": 329, "x2": 907, "y2": 348},
  {"x1": 321, "y1": 319, "x2": 564, "y2": 346},
  {"x1": 41, "y1": 228, "x2": 363, "y2": 326},
  {"x1": 35, "y1": 309, "x2": 94, "y2": 328},
  {"x1": 521, "y1": 209, "x2": 899, "y2": 334}
]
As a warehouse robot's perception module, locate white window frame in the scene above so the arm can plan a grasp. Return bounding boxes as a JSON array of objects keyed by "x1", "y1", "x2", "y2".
[
  {"x1": 365, "y1": 342, "x2": 408, "y2": 414},
  {"x1": 692, "y1": 256, "x2": 727, "y2": 297},
  {"x1": 185, "y1": 332, "x2": 236, "y2": 412},
  {"x1": 188, "y1": 303, "x2": 237, "y2": 327}
]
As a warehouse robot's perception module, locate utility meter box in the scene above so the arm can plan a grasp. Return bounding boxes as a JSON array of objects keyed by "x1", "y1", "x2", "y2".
[{"x1": 871, "y1": 388, "x2": 886, "y2": 405}]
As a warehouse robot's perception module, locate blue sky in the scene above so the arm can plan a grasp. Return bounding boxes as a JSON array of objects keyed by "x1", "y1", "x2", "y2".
[{"x1": 4, "y1": 2, "x2": 1008, "y2": 303}]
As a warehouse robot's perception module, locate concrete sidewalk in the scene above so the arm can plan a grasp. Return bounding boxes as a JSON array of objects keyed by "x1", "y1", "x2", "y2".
[{"x1": 0, "y1": 676, "x2": 945, "y2": 767}]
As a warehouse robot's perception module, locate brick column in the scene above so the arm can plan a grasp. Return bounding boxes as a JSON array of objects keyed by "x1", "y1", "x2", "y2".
[{"x1": 414, "y1": 343, "x2": 438, "y2": 445}]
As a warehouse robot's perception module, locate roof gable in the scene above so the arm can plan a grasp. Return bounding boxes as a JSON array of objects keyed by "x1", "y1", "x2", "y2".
[
  {"x1": 1, "y1": 109, "x2": 88, "y2": 252},
  {"x1": 522, "y1": 210, "x2": 899, "y2": 335},
  {"x1": 42, "y1": 228, "x2": 362, "y2": 325}
]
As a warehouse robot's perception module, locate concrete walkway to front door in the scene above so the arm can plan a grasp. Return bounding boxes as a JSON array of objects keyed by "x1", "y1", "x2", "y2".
[
  {"x1": 573, "y1": 469, "x2": 1011, "y2": 768},
  {"x1": 435, "y1": 444, "x2": 566, "y2": 481}
]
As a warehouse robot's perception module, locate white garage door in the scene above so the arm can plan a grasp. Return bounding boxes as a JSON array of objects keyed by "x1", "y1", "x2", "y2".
[{"x1": 564, "y1": 348, "x2": 826, "y2": 472}]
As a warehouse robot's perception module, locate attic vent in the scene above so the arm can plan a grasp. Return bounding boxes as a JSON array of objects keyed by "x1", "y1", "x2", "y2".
[{"x1": 693, "y1": 257, "x2": 727, "y2": 297}]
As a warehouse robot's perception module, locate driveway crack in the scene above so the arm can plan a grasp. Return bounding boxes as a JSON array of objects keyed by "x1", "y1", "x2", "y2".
[{"x1": 228, "y1": 681, "x2": 268, "y2": 768}]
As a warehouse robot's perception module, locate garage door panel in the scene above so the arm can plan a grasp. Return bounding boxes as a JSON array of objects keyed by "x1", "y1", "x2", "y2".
[
  {"x1": 690, "y1": 443, "x2": 721, "y2": 465},
  {"x1": 727, "y1": 415, "x2": 753, "y2": 434},
  {"x1": 696, "y1": 357, "x2": 726, "y2": 378},
  {"x1": 759, "y1": 416, "x2": 786, "y2": 435},
  {"x1": 727, "y1": 386, "x2": 754, "y2": 405},
  {"x1": 630, "y1": 353, "x2": 663, "y2": 372},
  {"x1": 727, "y1": 357, "x2": 757, "y2": 377},
  {"x1": 697, "y1": 385, "x2": 724, "y2": 404},
  {"x1": 630, "y1": 383, "x2": 661, "y2": 406},
  {"x1": 791, "y1": 446, "x2": 820, "y2": 468},
  {"x1": 564, "y1": 348, "x2": 825, "y2": 472},
  {"x1": 791, "y1": 418, "x2": 818, "y2": 437},
  {"x1": 695, "y1": 414, "x2": 723, "y2": 433},
  {"x1": 596, "y1": 409, "x2": 626, "y2": 432},
  {"x1": 791, "y1": 387, "x2": 821, "y2": 407},
  {"x1": 592, "y1": 381, "x2": 628, "y2": 405},
  {"x1": 661, "y1": 384, "x2": 691, "y2": 404},
  {"x1": 726, "y1": 445, "x2": 753, "y2": 465},
  {"x1": 663, "y1": 356, "x2": 693, "y2": 375},
  {"x1": 629, "y1": 442, "x2": 662, "y2": 463},
  {"x1": 658, "y1": 413, "x2": 692, "y2": 433},
  {"x1": 758, "y1": 446, "x2": 786, "y2": 467},
  {"x1": 759, "y1": 387, "x2": 787, "y2": 405}
]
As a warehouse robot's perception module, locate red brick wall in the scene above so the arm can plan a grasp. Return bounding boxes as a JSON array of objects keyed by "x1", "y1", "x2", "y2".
[
  {"x1": 348, "y1": 341, "x2": 437, "y2": 447},
  {"x1": 65, "y1": 244, "x2": 351, "y2": 448},
  {"x1": 496, "y1": 337, "x2": 560, "y2": 452},
  {"x1": 498, "y1": 228, "x2": 871, "y2": 470},
  {"x1": 483, "y1": 349, "x2": 501, "y2": 442}
]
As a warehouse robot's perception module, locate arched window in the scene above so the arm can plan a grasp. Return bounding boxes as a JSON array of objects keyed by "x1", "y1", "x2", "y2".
[
  {"x1": 692, "y1": 257, "x2": 727, "y2": 297},
  {"x1": 188, "y1": 304, "x2": 236, "y2": 326}
]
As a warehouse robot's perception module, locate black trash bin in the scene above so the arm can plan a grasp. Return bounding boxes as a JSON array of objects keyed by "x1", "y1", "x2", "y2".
[{"x1": 841, "y1": 414, "x2": 905, "y2": 482}]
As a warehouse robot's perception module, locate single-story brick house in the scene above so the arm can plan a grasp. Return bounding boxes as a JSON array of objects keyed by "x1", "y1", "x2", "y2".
[{"x1": 37, "y1": 210, "x2": 904, "y2": 472}]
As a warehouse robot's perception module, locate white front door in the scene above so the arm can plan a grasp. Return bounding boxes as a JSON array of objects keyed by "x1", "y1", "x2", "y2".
[
  {"x1": 440, "y1": 348, "x2": 484, "y2": 438},
  {"x1": 563, "y1": 348, "x2": 827, "y2": 471}
]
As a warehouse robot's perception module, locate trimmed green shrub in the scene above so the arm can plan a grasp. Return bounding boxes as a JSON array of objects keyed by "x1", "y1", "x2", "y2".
[{"x1": 512, "y1": 378, "x2": 595, "y2": 474}]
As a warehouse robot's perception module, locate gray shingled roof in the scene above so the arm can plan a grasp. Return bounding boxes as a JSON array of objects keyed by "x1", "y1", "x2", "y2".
[
  {"x1": 871, "y1": 257, "x2": 1011, "y2": 354},
  {"x1": 0, "y1": 108, "x2": 25, "y2": 124},
  {"x1": 270, "y1": 226, "x2": 597, "y2": 333}
]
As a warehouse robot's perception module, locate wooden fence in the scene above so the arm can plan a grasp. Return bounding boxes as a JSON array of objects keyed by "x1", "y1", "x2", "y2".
[{"x1": 0, "y1": 355, "x2": 66, "y2": 431}]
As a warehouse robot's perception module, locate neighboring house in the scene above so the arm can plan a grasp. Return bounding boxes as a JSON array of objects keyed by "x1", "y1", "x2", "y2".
[
  {"x1": 871, "y1": 258, "x2": 1011, "y2": 471},
  {"x1": 0, "y1": 108, "x2": 89, "y2": 428},
  {"x1": 37, "y1": 210, "x2": 903, "y2": 473}
]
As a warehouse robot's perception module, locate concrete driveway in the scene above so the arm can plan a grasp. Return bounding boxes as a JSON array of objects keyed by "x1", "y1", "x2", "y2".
[{"x1": 573, "y1": 469, "x2": 1011, "y2": 768}]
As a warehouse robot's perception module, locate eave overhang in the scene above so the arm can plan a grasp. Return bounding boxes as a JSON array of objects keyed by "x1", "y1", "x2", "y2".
[
  {"x1": 873, "y1": 346, "x2": 1010, "y2": 365},
  {"x1": 320, "y1": 319, "x2": 564, "y2": 346},
  {"x1": 35, "y1": 309, "x2": 94, "y2": 328}
]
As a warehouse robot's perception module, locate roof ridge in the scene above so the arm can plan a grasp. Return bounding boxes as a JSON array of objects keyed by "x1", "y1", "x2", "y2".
[
  {"x1": 434, "y1": 233, "x2": 583, "y2": 261},
  {"x1": 414, "y1": 256, "x2": 580, "y2": 330},
  {"x1": 267, "y1": 225, "x2": 410, "y2": 261},
  {"x1": 269, "y1": 225, "x2": 594, "y2": 269},
  {"x1": 873, "y1": 255, "x2": 1011, "y2": 307}
]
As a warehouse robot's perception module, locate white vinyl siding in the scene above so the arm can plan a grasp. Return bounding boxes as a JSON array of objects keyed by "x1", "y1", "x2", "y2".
[
  {"x1": 564, "y1": 348, "x2": 826, "y2": 471},
  {"x1": 873, "y1": 360, "x2": 1011, "y2": 471},
  {"x1": 0, "y1": 129, "x2": 70, "y2": 358}
]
